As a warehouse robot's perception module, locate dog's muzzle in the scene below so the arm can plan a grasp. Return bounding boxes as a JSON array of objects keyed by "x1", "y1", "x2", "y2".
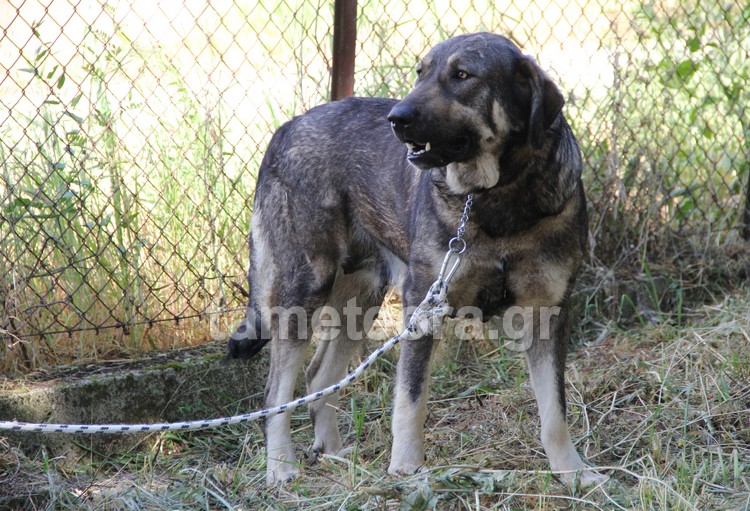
[{"x1": 388, "y1": 103, "x2": 474, "y2": 170}]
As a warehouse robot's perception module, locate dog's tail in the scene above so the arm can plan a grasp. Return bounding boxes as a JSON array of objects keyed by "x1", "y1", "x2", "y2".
[{"x1": 226, "y1": 305, "x2": 271, "y2": 360}]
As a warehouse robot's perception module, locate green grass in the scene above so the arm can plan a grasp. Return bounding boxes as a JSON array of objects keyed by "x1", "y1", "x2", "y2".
[{"x1": 2, "y1": 288, "x2": 749, "y2": 509}]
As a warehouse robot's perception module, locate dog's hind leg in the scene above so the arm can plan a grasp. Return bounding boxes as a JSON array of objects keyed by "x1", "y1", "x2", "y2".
[
  {"x1": 261, "y1": 256, "x2": 339, "y2": 485},
  {"x1": 264, "y1": 334, "x2": 308, "y2": 484},
  {"x1": 305, "y1": 268, "x2": 386, "y2": 457}
]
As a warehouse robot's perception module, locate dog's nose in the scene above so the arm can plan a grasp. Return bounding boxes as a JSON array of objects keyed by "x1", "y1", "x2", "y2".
[{"x1": 387, "y1": 103, "x2": 418, "y2": 130}]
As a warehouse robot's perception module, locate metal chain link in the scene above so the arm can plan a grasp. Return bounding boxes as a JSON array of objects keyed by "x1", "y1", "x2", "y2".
[
  {"x1": 440, "y1": 194, "x2": 474, "y2": 283},
  {"x1": 448, "y1": 193, "x2": 473, "y2": 255}
]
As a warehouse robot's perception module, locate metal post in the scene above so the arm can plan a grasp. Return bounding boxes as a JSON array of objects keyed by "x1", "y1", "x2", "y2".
[
  {"x1": 330, "y1": 0, "x2": 357, "y2": 101},
  {"x1": 743, "y1": 169, "x2": 750, "y2": 240}
]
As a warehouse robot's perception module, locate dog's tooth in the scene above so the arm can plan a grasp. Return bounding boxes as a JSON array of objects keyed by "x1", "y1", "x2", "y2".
[
  {"x1": 406, "y1": 143, "x2": 415, "y2": 151},
  {"x1": 425, "y1": 142, "x2": 431, "y2": 152}
]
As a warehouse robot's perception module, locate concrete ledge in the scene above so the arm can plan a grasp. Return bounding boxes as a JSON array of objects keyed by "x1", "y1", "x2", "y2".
[{"x1": 0, "y1": 341, "x2": 270, "y2": 461}]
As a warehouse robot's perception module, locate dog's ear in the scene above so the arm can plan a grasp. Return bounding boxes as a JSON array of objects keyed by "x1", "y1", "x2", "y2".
[{"x1": 514, "y1": 58, "x2": 564, "y2": 149}]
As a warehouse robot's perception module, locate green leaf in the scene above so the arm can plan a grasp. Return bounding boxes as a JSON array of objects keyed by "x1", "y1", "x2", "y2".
[
  {"x1": 71, "y1": 92, "x2": 83, "y2": 108},
  {"x1": 19, "y1": 67, "x2": 38, "y2": 75},
  {"x1": 688, "y1": 105, "x2": 699, "y2": 124},
  {"x1": 57, "y1": 73, "x2": 66, "y2": 89},
  {"x1": 400, "y1": 485, "x2": 437, "y2": 511},
  {"x1": 701, "y1": 95, "x2": 718, "y2": 107},
  {"x1": 687, "y1": 37, "x2": 700, "y2": 53},
  {"x1": 12, "y1": 197, "x2": 32, "y2": 208},
  {"x1": 657, "y1": 56, "x2": 675, "y2": 76},
  {"x1": 64, "y1": 111, "x2": 84, "y2": 123},
  {"x1": 643, "y1": 4, "x2": 656, "y2": 20},
  {"x1": 723, "y1": 82, "x2": 741, "y2": 102},
  {"x1": 676, "y1": 60, "x2": 697, "y2": 80}
]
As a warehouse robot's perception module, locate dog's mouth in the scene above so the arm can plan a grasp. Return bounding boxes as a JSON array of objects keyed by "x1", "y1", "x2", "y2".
[
  {"x1": 405, "y1": 141, "x2": 433, "y2": 161},
  {"x1": 402, "y1": 136, "x2": 473, "y2": 169}
]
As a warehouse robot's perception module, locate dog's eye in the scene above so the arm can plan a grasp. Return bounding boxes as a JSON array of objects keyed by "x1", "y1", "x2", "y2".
[
  {"x1": 456, "y1": 70, "x2": 471, "y2": 80},
  {"x1": 416, "y1": 66, "x2": 423, "y2": 76}
]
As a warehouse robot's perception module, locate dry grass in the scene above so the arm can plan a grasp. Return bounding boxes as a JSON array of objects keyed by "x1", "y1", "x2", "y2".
[{"x1": 2, "y1": 287, "x2": 749, "y2": 510}]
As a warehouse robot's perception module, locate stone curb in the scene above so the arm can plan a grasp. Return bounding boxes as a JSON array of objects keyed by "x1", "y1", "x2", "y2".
[{"x1": 0, "y1": 341, "x2": 269, "y2": 460}]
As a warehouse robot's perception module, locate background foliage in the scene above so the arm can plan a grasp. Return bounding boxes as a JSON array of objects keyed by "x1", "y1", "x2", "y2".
[{"x1": 0, "y1": 0, "x2": 748, "y2": 372}]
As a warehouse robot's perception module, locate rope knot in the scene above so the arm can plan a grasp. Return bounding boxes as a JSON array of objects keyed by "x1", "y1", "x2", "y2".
[{"x1": 404, "y1": 281, "x2": 450, "y2": 340}]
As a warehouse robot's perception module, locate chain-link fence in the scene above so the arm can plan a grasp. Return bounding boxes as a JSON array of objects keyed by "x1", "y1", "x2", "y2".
[{"x1": 1, "y1": 0, "x2": 748, "y2": 372}]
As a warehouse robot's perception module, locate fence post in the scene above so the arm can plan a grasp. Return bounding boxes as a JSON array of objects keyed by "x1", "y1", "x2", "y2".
[
  {"x1": 743, "y1": 170, "x2": 750, "y2": 240},
  {"x1": 330, "y1": 0, "x2": 357, "y2": 101}
]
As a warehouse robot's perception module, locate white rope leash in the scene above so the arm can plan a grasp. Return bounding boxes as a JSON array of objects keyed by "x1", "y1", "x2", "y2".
[
  {"x1": 0, "y1": 194, "x2": 473, "y2": 435},
  {"x1": 0, "y1": 280, "x2": 450, "y2": 434}
]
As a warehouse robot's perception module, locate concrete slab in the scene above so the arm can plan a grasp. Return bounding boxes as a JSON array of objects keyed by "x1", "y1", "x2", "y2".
[{"x1": 0, "y1": 341, "x2": 270, "y2": 461}]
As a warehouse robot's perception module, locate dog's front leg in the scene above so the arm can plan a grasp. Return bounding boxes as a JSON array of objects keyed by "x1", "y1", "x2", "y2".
[
  {"x1": 524, "y1": 305, "x2": 608, "y2": 487},
  {"x1": 388, "y1": 334, "x2": 435, "y2": 475}
]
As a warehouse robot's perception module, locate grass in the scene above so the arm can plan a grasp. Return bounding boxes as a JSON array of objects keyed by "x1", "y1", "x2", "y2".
[{"x1": 2, "y1": 287, "x2": 749, "y2": 510}]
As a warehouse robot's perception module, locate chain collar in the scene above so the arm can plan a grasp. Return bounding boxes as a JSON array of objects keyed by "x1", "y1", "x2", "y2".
[{"x1": 437, "y1": 193, "x2": 474, "y2": 284}]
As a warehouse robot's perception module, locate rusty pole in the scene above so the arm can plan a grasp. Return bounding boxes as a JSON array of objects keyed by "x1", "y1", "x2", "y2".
[
  {"x1": 330, "y1": 0, "x2": 357, "y2": 101},
  {"x1": 743, "y1": 169, "x2": 750, "y2": 240}
]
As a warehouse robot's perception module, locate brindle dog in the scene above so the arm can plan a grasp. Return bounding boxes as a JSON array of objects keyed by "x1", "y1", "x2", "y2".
[{"x1": 227, "y1": 32, "x2": 606, "y2": 487}]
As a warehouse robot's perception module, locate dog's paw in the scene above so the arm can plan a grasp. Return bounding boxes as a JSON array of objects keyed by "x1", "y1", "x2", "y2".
[
  {"x1": 266, "y1": 464, "x2": 300, "y2": 486},
  {"x1": 578, "y1": 469, "x2": 609, "y2": 487},
  {"x1": 332, "y1": 445, "x2": 355, "y2": 458},
  {"x1": 561, "y1": 468, "x2": 609, "y2": 489},
  {"x1": 387, "y1": 461, "x2": 429, "y2": 476},
  {"x1": 311, "y1": 444, "x2": 354, "y2": 459}
]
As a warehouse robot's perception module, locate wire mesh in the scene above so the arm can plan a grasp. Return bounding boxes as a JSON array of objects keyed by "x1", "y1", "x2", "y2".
[{"x1": 1, "y1": 0, "x2": 748, "y2": 371}]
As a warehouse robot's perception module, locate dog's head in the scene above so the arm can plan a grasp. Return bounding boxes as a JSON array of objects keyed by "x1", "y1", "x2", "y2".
[{"x1": 388, "y1": 33, "x2": 564, "y2": 189}]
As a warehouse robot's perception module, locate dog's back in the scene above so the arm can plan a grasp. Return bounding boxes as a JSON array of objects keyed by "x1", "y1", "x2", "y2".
[{"x1": 228, "y1": 97, "x2": 415, "y2": 360}]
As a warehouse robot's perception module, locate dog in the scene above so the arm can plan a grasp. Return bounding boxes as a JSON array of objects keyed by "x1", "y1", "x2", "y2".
[{"x1": 227, "y1": 32, "x2": 606, "y2": 487}]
